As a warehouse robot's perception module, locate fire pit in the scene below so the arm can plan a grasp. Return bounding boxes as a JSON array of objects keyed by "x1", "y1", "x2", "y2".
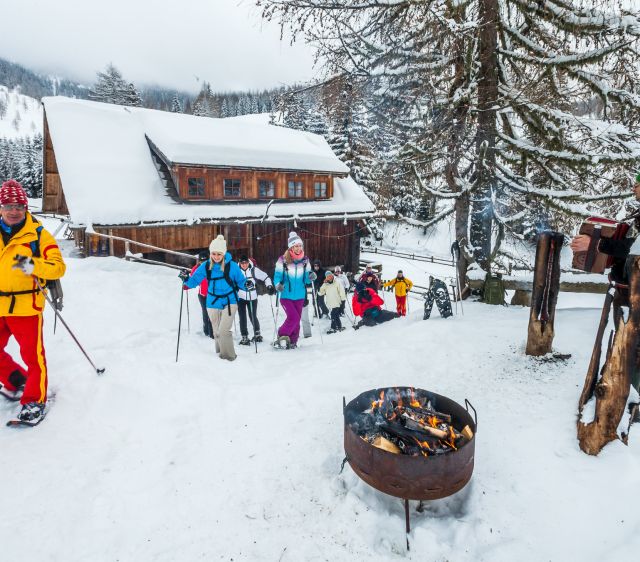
[{"x1": 343, "y1": 387, "x2": 477, "y2": 545}]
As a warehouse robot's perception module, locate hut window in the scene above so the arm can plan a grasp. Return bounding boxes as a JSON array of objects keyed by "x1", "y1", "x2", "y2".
[
  {"x1": 314, "y1": 181, "x2": 327, "y2": 198},
  {"x1": 187, "y1": 177, "x2": 205, "y2": 197},
  {"x1": 288, "y1": 180, "x2": 303, "y2": 198},
  {"x1": 224, "y1": 178, "x2": 242, "y2": 197},
  {"x1": 259, "y1": 179, "x2": 275, "y2": 198}
]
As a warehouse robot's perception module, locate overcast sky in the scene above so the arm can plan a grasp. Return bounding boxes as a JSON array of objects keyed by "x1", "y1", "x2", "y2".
[{"x1": 3, "y1": 0, "x2": 318, "y2": 93}]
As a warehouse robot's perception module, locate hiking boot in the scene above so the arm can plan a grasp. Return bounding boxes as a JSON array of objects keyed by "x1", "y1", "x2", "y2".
[
  {"x1": 326, "y1": 329, "x2": 336, "y2": 334},
  {"x1": 239, "y1": 336, "x2": 251, "y2": 346},
  {"x1": 17, "y1": 402, "x2": 45, "y2": 422},
  {"x1": 252, "y1": 334, "x2": 263, "y2": 343},
  {"x1": 0, "y1": 384, "x2": 24, "y2": 402}
]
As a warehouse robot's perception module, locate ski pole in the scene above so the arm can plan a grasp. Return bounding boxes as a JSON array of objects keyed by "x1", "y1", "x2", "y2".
[
  {"x1": 33, "y1": 277, "x2": 105, "y2": 375},
  {"x1": 272, "y1": 292, "x2": 281, "y2": 346},
  {"x1": 186, "y1": 290, "x2": 190, "y2": 333},
  {"x1": 176, "y1": 285, "x2": 185, "y2": 362},
  {"x1": 310, "y1": 283, "x2": 324, "y2": 345},
  {"x1": 250, "y1": 289, "x2": 258, "y2": 354}
]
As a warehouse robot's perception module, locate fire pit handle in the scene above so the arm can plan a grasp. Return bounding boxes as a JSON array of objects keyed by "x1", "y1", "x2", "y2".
[{"x1": 465, "y1": 398, "x2": 478, "y2": 431}]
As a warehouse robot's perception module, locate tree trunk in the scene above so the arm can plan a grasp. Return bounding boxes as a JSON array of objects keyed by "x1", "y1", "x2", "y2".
[
  {"x1": 471, "y1": 0, "x2": 499, "y2": 270},
  {"x1": 526, "y1": 232, "x2": 563, "y2": 356},
  {"x1": 447, "y1": 4, "x2": 472, "y2": 290},
  {"x1": 577, "y1": 256, "x2": 640, "y2": 456}
]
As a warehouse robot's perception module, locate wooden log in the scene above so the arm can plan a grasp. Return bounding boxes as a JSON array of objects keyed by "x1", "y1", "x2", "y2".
[
  {"x1": 577, "y1": 256, "x2": 640, "y2": 455},
  {"x1": 526, "y1": 232, "x2": 564, "y2": 356},
  {"x1": 578, "y1": 288, "x2": 614, "y2": 411},
  {"x1": 372, "y1": 435, "x2": 401, "y2": 454},
  {"x1": 403, "y1": 405, "x2": 452, "y2": 424},
  {"x1": 461, "y1": 425, "x2": 474, "y2": 440},
  {"x1": 397, "y1": 417, "x2": 449, "y2": 440}
]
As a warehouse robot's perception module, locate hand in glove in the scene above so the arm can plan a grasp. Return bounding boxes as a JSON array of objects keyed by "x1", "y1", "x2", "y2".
[
  {"x1": 276, "y1": 283, "x2": 284, "y2": 292},
  {"x1": 13, "y1": 255, "x2": 34, "y2": 276},
  {"x1": 245, "y1": 280, "x2": 255, "y2": 291},
  {"x1": 308, "y1": 271, "x2": 317, "y2": 281},
  {"x1": 178, "y1": 270, "x2": 190, "y2": 282},
  {"x1": 267, "y1": 284, "x2": 276, "y2": 296}
]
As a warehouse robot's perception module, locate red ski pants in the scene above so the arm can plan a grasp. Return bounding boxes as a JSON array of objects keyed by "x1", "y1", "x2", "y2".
[
  {"x1": 0, "y1": 315, "x2": 47, "y2": 404},
  {"x1": 396, "y1": 295, "x2": 407, "y2": 316}
]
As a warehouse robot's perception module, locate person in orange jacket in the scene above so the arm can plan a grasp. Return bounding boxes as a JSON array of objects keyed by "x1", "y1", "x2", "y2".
[
  {"x1": 0, "y1": 180, "x2": 66, "y2": 423},
  {"x1": 383, "y1": 270, "x2": 413, "y2": 316}
]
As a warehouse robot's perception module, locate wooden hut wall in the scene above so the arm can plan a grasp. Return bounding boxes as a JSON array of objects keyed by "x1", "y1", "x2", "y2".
[
  {"x1": 174, "y1": 166, "x2": 334, "y2": 202},
  {"x1": 42, "y1": 113, "x2": 68, "y2": 214},
  {"x1": 88, "y1": 219, "x2": 361, "y2": 273},
  {"x1": 251, "y1": 219, "x2": 361, "y2": 274}
]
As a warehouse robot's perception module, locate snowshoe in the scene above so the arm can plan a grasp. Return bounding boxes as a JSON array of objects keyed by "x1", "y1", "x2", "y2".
[
  {"x1": 252, "y1": 334, "x2": 263, "y2": 343},
  {"x1": 7, "y1": 401, "x2": 47, "y2": 427},
  {"x1": 0, "y1": 384, "x2": 24, "y2": 402},
  {"x1": 273, "y1": 335, "x2": 292, "y2": 350},
  {"x1": 239, "y1": 336, "x2": 251, "y2": 346}
]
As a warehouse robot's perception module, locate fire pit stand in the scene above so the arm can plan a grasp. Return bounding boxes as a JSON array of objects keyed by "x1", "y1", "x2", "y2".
[{"x1": 343, "y1": 387, "x2": 478, "y2": 549}]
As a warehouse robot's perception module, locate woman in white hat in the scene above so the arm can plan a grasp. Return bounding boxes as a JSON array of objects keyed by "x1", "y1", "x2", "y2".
[
  {"x1": 181, "y1": 235, "x2": 248, "y2": 361},
  {"x1": 272, "y1": 231, "x2": 314, "y2": 349}
]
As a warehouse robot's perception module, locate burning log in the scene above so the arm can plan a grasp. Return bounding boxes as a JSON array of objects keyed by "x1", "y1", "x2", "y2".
[
  {"x1": 349, "y1": 387, "x2": 471, "y2": 458},
  {"x1": 404, "y1": 405, "x2": 452, "y2": 424},
  {"x1": 401, "y1": 414, "x2": 449, "y2": 440},
  {"x1": 526, "y1": 231, "x2": 564, "y2": 356}
]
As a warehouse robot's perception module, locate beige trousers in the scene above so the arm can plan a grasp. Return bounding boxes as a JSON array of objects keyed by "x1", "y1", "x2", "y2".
[{"x1": 207, "y1": 305, "x2": 238, "y2": 361}]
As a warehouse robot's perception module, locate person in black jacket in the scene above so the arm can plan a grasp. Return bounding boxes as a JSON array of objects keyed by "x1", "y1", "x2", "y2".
[
  {"x1": 570, "y1": 176, "x2": 640, "y2": 410},
  {"x1": 570, "y1": 178, "x2": 640, "y2": 284},
  {"x1": 311, "y1": 259, "x2": 329, "y2": 318}
]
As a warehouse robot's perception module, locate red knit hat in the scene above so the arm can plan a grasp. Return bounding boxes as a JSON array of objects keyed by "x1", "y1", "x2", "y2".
[{"x1": 0, "y1": 180, "x2": 28, "y2": 207}]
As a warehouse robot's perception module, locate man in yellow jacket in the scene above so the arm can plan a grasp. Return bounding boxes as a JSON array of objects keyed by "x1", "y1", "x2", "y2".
[
  {"x1": 0, "y1": 179, "x2": 66, "y2": 423},
  {"x1": 383, "y1": 270, "x2": 413, "y2": 316}
]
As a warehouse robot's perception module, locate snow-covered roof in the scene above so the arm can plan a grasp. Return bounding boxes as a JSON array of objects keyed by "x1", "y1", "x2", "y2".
[{"x1": 42, "y1": 97, "x2": 373, "y2": 226}]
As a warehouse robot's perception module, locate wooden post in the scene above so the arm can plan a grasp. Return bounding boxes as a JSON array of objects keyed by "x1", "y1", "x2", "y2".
[
  {"x1": 578, "y1": 257, "x2": 640, "y2": 455},
  {"x1": 525, "y1": 231, "x2": 564, "y2": 356}
]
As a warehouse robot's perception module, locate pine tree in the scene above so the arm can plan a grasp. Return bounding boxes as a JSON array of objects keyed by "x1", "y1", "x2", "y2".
[
  {"x1": 262, "y1": 0, "x2": 640, "y2": 272},
  {"x1": 123, "y1": 83, "x2": 143, "y2": 107},
  {"x1": 170, "y1": 94, "x2": 183, "y2": 113},
  {"x1": 221, "y1": 98, "x2": 229, "y2": 118},
  {"x1": 89, "y1": 64, "x2": 128, "y2": 104}
]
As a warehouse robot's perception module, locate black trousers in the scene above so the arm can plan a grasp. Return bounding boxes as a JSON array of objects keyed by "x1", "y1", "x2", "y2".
[
  {"x1": 198, "y1": 294, "x2": 213, "y2": 338},
  {"x1": 238, "y1": 298, "x2": 260, "y2": 337},
  {"x1": 330, "y1": 307, "x2": 342, "y2": 330}
]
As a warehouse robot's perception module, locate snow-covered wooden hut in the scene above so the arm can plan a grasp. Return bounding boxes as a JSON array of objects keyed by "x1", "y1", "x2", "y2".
[{"x1": 41, "y1": 97, "x2": 375, "y2": 270}]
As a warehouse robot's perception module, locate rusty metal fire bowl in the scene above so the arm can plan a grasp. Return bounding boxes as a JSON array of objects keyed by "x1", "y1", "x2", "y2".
[{"x1": 343, "y1": 387, "x2": 477, "y2": 501}]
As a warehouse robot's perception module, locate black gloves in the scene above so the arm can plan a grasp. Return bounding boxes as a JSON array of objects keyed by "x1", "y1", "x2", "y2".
[
  {"x1": 267, "y1": 284, "x2": 276, "y2": 296},
  {"x1": 179, "y1": 270, "x2": 190, "y2": 282},
  {"x1": 245, "y1": 280, "x2": 255, "y2": 291}
]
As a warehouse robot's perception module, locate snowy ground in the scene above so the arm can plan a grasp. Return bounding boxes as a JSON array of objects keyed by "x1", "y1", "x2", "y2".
[{"x1": 1, "y1": 224, "x2": 639, "y2": 561}]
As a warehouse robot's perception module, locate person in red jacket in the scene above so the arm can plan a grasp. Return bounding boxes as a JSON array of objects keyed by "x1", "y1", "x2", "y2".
[{"x1": 352, "y1": 282, "x2": 399, "y2": 329}]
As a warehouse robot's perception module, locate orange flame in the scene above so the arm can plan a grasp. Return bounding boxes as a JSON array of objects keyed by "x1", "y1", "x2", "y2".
[{"x1": 408, "y1": 388, "x2": 421, "y2": 408}]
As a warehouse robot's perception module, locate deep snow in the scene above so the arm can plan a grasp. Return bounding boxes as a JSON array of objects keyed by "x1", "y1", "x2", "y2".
[{"x1": 0, "y1": 227, "x2": 639, "y2": 561}]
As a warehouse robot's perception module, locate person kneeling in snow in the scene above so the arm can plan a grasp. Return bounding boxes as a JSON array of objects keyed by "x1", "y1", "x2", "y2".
[
  {"x1": 352, "y1": 282, "x2": 399, "y2": 329},
  {"x1": 319, "y1": 271, "x2": 346, "y2": 334},
  {"x1": 180, "y1": 235, "x2": 247, "y2": 361}
]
